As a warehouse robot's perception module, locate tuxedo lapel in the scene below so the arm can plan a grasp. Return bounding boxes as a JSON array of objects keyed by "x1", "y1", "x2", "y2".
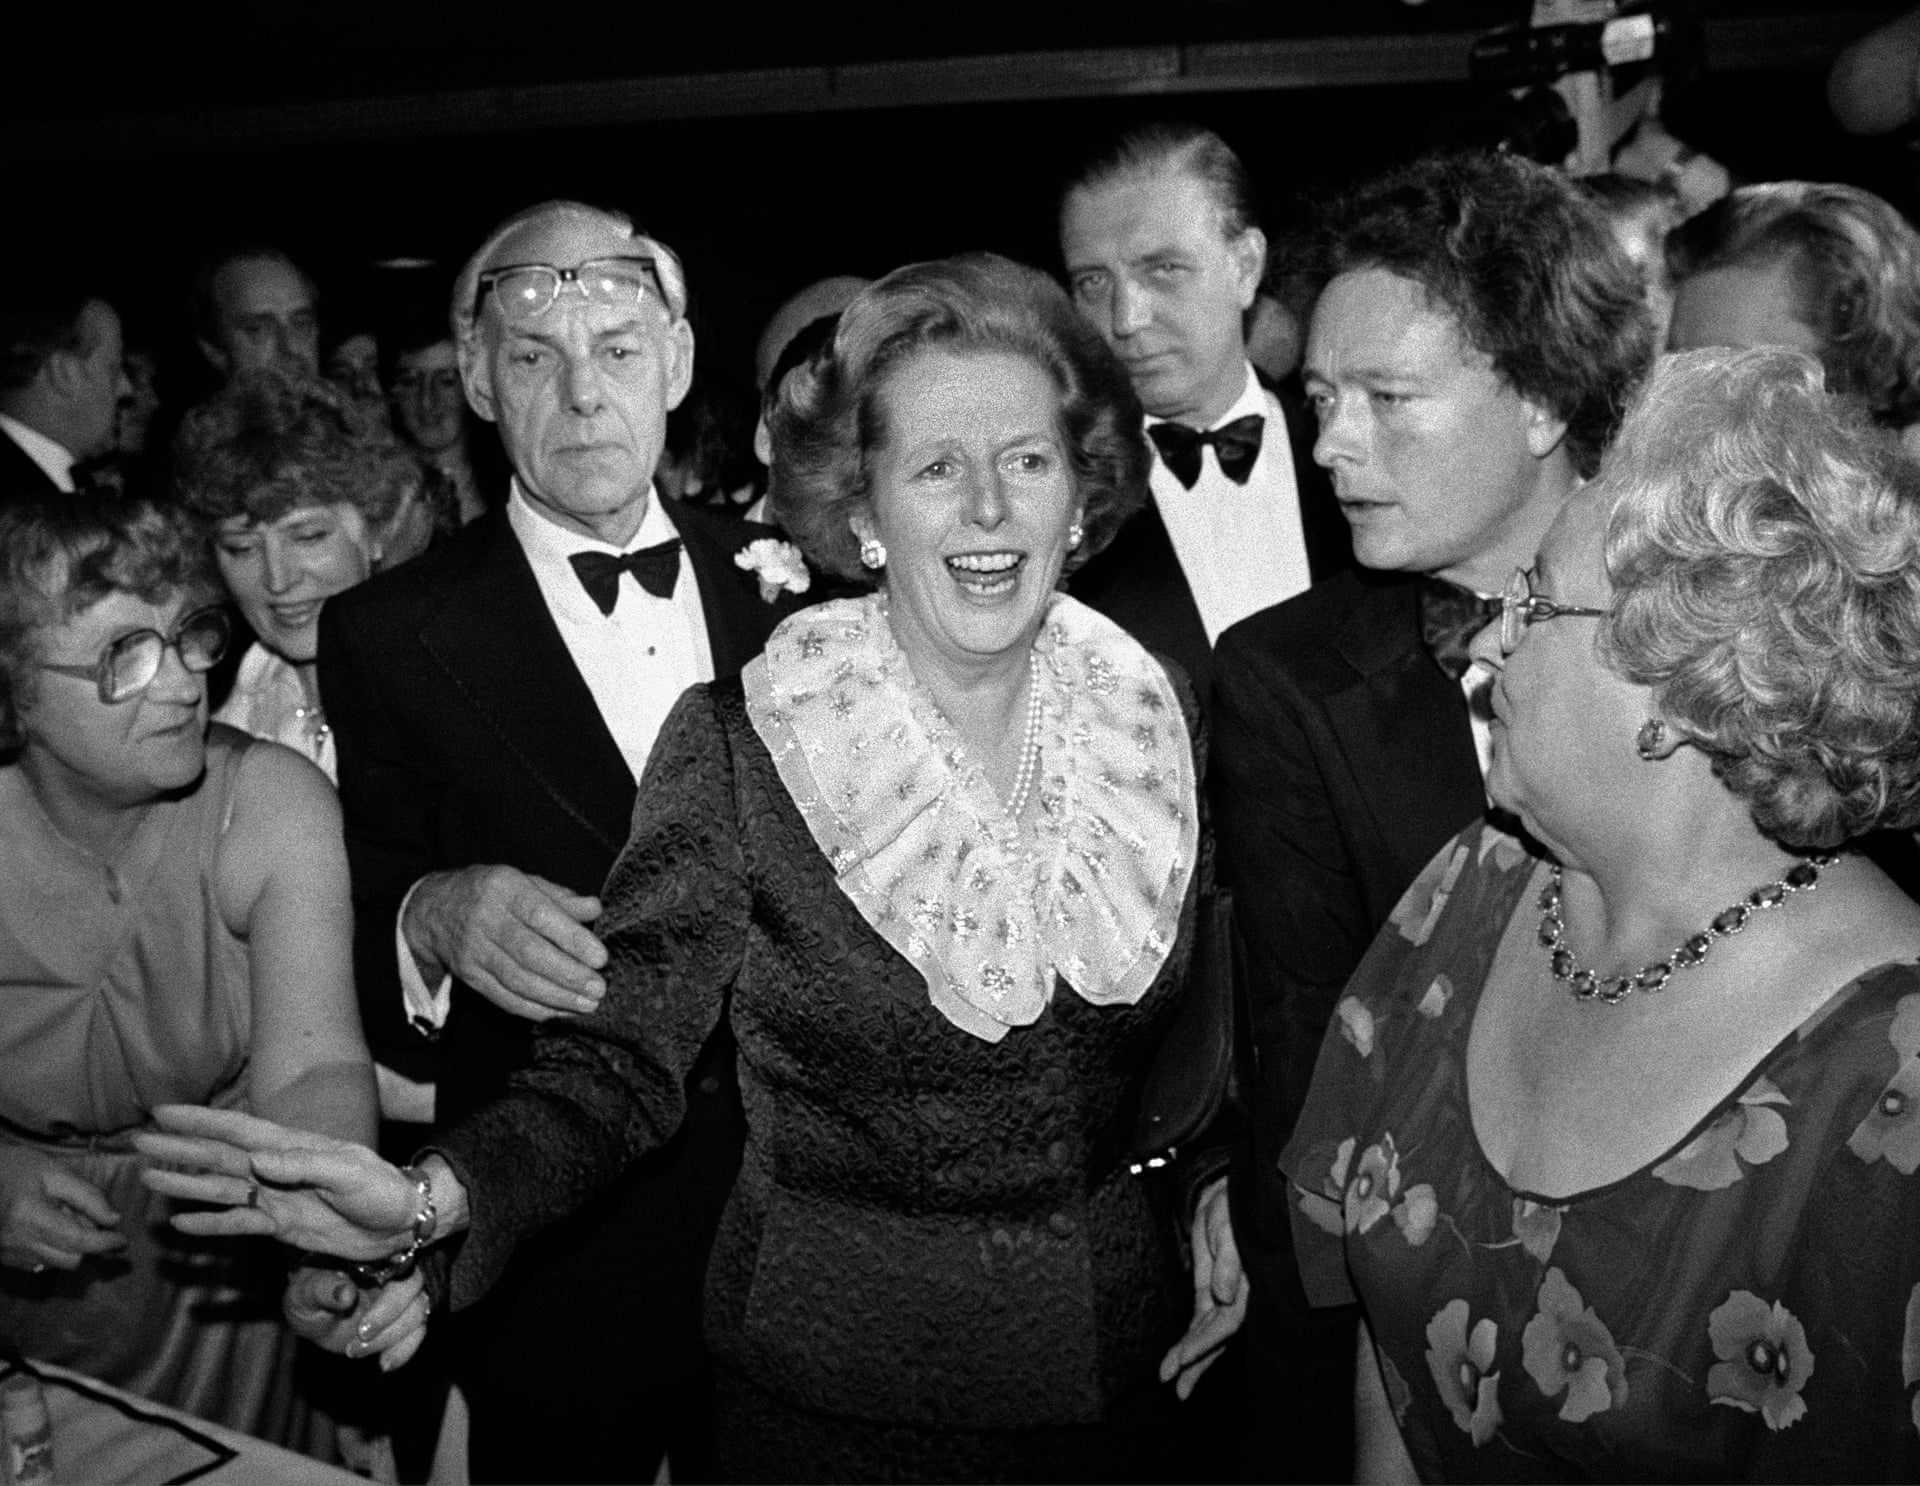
[
  {"x1": 1322, "y1": 579, "x2": 1483, "y2": 884},
  {"x1": 0, "y1": 431, "x2": 62, "y2": 503},
  {"x1": 1068, "y1": 498, "x2": 1212, "y2": 694},
  {"x1": 416, "y1": 514, "x2": 634, "y2": 856},
  {"x1": 1273, "y1": 386, "x2": 1351, "y2": 583},
  {"x1": 670, "y1": 498, "x2": 804, "y2": 676}
]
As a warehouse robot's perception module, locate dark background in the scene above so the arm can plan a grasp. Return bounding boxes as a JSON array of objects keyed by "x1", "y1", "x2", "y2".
[{"x1": 12, "y1": 2, "x2": 1911, "y2": 411}]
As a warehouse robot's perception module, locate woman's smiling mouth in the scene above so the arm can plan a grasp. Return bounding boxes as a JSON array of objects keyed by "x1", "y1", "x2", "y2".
[{"x1": 946, "y1": 551, "x2": 1024, "y2": 596}]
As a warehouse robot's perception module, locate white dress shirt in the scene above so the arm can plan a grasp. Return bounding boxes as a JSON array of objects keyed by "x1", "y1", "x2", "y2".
[
  {"x1": 0, "y1": 415, "x2": 76, "y2": 493},
  {"x1": 397, "y1": 479, "x2": 715, "y2": 1031},
  {"x1": 1145, "y1": 362, "x2": 1314, "y2": 643}
]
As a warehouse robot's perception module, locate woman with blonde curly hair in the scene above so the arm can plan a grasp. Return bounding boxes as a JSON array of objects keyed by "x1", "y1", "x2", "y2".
[{"x1": 1280, "y1": 347, "x2": 1920, "y2": 1481}]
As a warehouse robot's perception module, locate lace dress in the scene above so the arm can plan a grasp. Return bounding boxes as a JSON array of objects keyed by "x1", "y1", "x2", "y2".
[
  {"x1": 1280, "y1": 821, "x2": 1920, "y2": 1481},
  {"x1": 435, "y1": 596, "x2": 1208, "y2": 1483}
]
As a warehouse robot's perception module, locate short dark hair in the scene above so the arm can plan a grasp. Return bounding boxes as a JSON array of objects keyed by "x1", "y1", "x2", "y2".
[
  {"x1": 1668, "y1": 181, "x2": 1920, "y2": 430},
  {"x1": 0, "y1": 264, "x2": 104, "y2": 393},
  {"x1": 769, "y1": 252, "x2": 1149, "y2": 583},
  {"x1": 1312, "y1": 151, "x2": 1654, "y2": 478},
  {"x1": 188, "y1": 246, "x2": 317, "y2": 346},
  {"x1": 173, "y1": 370, "x2": 417, "y2": 530},
  {"x1": 0, "y1": 496, "x2": 216, "y2": 753},
  {"x1": 1062, "y1": 121, "x2": 1259, "y2": 241}
]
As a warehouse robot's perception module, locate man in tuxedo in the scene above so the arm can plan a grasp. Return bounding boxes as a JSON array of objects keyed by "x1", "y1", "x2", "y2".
[
  {"x1": 317, "y1": 201, "x2": 811, "y2": 1483},
  {"x1": 1175, "y1": 152, "x2": 1654, "y2": 1479},
  {"x1": 191, "y1": 246, "x2": 321, "y2": 385},
  {"x1": 1058, "y1": 122, "x2": 1347, "y2": 699},
  {"x1": 0, "y1": 275, "x2": 130, "y2": 501}
]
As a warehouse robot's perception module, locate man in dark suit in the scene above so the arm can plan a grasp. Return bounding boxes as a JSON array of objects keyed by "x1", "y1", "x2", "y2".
[
  {"x1": 1164, "y1": 153, "x2": 1655, "y2": 1479},
  {"x1": 0, "y1": 273, "x2": 130, "y2": 502},
  {"x1": 317, "y1": 201, "x2": 812, "y2": 1484},
  {"x1": 1058, "y1": 122, "x2": 1347, "y2": 700}
]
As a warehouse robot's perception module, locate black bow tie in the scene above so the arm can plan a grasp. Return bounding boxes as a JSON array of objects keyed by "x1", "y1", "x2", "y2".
[
  {"x1": 1418, "y1": 577, "x2": 1504, "y2": 682},
  {"x1": 1147, "y1": 414, "x2": 1265, "y2": 489},
  {"x1": 568, "y1": 541, "x2": 681, "y2": 614}
]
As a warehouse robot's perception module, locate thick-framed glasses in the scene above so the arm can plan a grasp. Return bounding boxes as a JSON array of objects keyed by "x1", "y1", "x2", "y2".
[
  {"x1": 37, "y1": 604, "x2": 232, "y2": 704},
  {"x1": 1500, "y1": 568, "x2": 1607, "y2": 655},
  {"x1": 474, "y1": 256, "x2": 671, "y2": 325}
]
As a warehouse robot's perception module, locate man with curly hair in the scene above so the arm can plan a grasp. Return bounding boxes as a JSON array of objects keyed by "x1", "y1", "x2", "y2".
[{"x1": 1169, "y1": 151, "x2": 1654, "y2": 1480}]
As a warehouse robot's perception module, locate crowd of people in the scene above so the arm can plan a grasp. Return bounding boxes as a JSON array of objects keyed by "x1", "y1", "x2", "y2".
[{"x1": 5, "y1": 98, "x2": 1920, "y2": 1486}]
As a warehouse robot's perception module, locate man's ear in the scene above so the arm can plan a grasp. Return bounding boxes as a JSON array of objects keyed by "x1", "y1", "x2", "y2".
[
  {"x1": 458, "y1": 337, "x2": 498, "y2": 424},
  {"x1": 1229, "y1": 226, "x2": 1267, "y2": 313},
  {"x1": 197, "y1": 337, "x2": 230, "y2": 378},
  {"x1": 663, "y1": 319, "x2": 696, "y2": 412},
  {"x1": 39, "y1": 345, "x2": 86, "y2": 401},
  {"x1": 1523, "y1": 395, "x2": 1570, "y2": 460}
]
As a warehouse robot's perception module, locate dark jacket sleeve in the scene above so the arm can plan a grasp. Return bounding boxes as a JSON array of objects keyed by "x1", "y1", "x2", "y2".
[
  {"x1": 317, "y1": 598, "x2": 443, "y2": 1083},
  {"x1": 434, "y1": 684, "x2": 748, "y2": 1309},
  {"x1": 1211, "y1": 624, "x2": 1376, "y2": 1145}
]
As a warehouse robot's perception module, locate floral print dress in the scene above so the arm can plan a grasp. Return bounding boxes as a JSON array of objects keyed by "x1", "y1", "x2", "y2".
[{"x1": 1279, "y1": 822, "x2": 1920, "y2": 1482}]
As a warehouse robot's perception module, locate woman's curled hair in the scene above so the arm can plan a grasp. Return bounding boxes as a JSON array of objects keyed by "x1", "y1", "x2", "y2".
[
  {"x1": 173, "y1": 369, "x2": 419, "y2": 531},
  {"x1": 1600, "y1": 346, "x2": 1920, "y2": 847},
  {"x1": 768, "y1": 252, "x2": 1149, "y2": 582}
]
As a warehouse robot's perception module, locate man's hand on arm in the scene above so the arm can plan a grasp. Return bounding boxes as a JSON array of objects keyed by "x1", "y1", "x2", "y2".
[{"x1": 402, "y1": 866, "x2": 609, "y2": 1022}]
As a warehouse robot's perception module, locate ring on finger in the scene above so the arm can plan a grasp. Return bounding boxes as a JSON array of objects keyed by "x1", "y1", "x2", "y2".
[{"x1": 245, "y1": 1183, "x2": 260, "y2": 1209}]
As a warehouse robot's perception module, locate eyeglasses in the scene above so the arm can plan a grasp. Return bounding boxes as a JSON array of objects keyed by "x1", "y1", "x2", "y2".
[
  {"x1": 38, "y1": 604, "x2": 232, "y2": 704},
  {"x1": 474, "y1": 256, "x2": 672, "y2": 325},
  {"x1": 1500, "y1": 568, "x2": 1608, "y2": 656}
]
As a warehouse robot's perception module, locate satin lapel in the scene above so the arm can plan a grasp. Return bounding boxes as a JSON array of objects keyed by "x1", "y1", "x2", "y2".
[
  {"x1": 416, "y1": 515, "x2": 633, "y2": 855},
  {"x1": 1321, "y1": 579, "x2": 1484, "y2": 884},
  {"x1": 1273, "y1": 386, "x2": 1352, "y2": 583},
  {"x1": 670, "y1": 498, "x2": 792, "y2": 678},
  {"x1": 1069, "y1": 499, "x2": 1213, "y2": 693}
]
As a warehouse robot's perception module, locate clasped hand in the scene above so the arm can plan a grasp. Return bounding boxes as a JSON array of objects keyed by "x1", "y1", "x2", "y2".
[
  {"x1": 0, "y1": 1142, "x2": 127, "y2": 1273},
  {"x1": 1159, "y1": 1175, "x2": 1250, "y2": 1400}
]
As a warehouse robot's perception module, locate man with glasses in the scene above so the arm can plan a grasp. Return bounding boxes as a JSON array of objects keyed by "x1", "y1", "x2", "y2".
[
  {"x1": 316, "y1": 200, "x2": 811, "y2": 1483},
  {"x1": 1168, "y1": 153, "x2": 1654, "y2": 1480}
]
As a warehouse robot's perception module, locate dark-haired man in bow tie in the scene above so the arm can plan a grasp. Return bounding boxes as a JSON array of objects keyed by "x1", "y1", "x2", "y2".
[
  {"x1": 316, "y1": 200, "x2": 810, "y2": 1483},
  {"x1": 1058, "y1": 122, "x2": 1349, "y2": 701},
  {"x1": 1169, "y1": 152, "x2": 1654, "y2": 1480}
]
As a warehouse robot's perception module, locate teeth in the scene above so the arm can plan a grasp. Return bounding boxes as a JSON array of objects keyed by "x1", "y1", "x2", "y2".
[{"x1": 947, "y1": 553, "x2": 1021, "y2": 573}]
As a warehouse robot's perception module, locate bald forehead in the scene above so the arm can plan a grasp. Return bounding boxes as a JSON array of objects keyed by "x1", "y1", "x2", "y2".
[{"x1": 484, "y1": 210, "x2": 637, "y2": 273}]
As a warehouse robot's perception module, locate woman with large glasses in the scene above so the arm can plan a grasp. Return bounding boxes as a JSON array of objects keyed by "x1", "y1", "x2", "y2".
[
  {"x1": 0, "y1": 496, "x2": 404, "y2": 1453},
  {"x1": 1270, "y1": 347, "x2": 1920, "y2": 1480}
]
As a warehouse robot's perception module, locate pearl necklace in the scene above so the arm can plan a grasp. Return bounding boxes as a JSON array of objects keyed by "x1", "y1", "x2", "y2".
[
  {"x1": 1003, "y1": 651, "x2": 1043, "y2": 819},
  {"x1": 1538, "y1": 852, "x2": 1838, "y2": 1005}
]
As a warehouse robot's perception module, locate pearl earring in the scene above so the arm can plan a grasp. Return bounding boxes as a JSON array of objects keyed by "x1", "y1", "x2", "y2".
[
  {"x1": 859, "y1": 538, "x2": 887, "y2": 570},
  {"x1": 1067, "y1": 519, "x2": 1085, "y2": 550}
]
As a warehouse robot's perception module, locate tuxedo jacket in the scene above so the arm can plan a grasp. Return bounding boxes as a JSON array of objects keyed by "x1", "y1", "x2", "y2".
[
  {"x1": 1067, "y1": 387, "x2": 1349, "y2": 703},
  {"x1": 0, "y1": 430, "x2": 62, "y2": 503},
  {"x1": 1209, "y1": 570, "x2": 1487, "y2": 1258},
  {"x1": 316, "y1": 496, "x2": 807, "y2": 1476}
]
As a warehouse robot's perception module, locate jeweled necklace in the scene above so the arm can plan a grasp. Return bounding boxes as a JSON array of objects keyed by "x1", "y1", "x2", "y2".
[
  {"x1": 1538, "y1": 853, "x2": 1839, "y2": 1005},
  {"x1": 1003, "y1": 651, "x2": 1044, "y2": 819}
]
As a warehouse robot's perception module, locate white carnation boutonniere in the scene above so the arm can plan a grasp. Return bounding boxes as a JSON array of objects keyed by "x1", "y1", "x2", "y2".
[{"x1": 735, "y1": 537, "x2": 812, "y2": 603}]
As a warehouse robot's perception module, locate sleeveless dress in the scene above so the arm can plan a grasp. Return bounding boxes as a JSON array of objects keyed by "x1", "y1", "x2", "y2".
[
  {"x1": 1279, "y1": 821, "x2": 1920, "y2": 1481},
  {"x1": 0, "y1": 725, "x2": 314, "y2": 1444}
]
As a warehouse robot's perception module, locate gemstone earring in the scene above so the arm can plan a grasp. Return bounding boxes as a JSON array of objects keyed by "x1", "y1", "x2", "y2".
[
  {"x1": 1636, "y1": 719, "x2": 1665, "y2": 761},
  {"x1": 1067, "y1": 518, "x2": 1085, "y2": 550},
  {"x1": 859, "y1": 538, "x2": 887, "y2": 570}
]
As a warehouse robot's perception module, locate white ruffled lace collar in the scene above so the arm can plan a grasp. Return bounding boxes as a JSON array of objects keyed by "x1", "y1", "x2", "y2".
[{"x1": 743, "y1": 592, "x2": 1197, "y2": 1042}]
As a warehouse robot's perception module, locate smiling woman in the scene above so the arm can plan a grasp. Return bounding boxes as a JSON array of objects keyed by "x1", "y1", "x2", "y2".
[
  {"x1": 174, "y1": 370, "x2": 433, "y2": 780},
  {"x1": 134, "y1": 255, "x2": 1229, "y2": 1484}
]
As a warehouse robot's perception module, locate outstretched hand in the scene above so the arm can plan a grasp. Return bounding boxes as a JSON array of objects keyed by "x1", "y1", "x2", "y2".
[
  {"x1": 1159, "y1": 1175, "x2": 1250, "y2": 1400},
  {"x1": 135, "y1": 1105, "x2": 416, "y2": 1262}
]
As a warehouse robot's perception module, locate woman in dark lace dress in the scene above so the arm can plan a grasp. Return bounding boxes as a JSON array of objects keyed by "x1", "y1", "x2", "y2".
[
  {"x1": 1282, "y1": 348, "x2": 1920, "y2": 1481},
  {"x1": 141, "y1": 255, "x2": 1211, "y2": 1483}
]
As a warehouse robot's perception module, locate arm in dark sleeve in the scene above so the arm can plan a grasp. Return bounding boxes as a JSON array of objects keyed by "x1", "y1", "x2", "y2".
[
  {"x1": 316, "y1": 600, "x2": 442, "y2": 1083},
  {"x1": 1211, "y1": 628, "x2": 1375, "y2": 1138},
  {"x1": 434, "y1": 684, "x2": 749, "y2": 1309}
]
